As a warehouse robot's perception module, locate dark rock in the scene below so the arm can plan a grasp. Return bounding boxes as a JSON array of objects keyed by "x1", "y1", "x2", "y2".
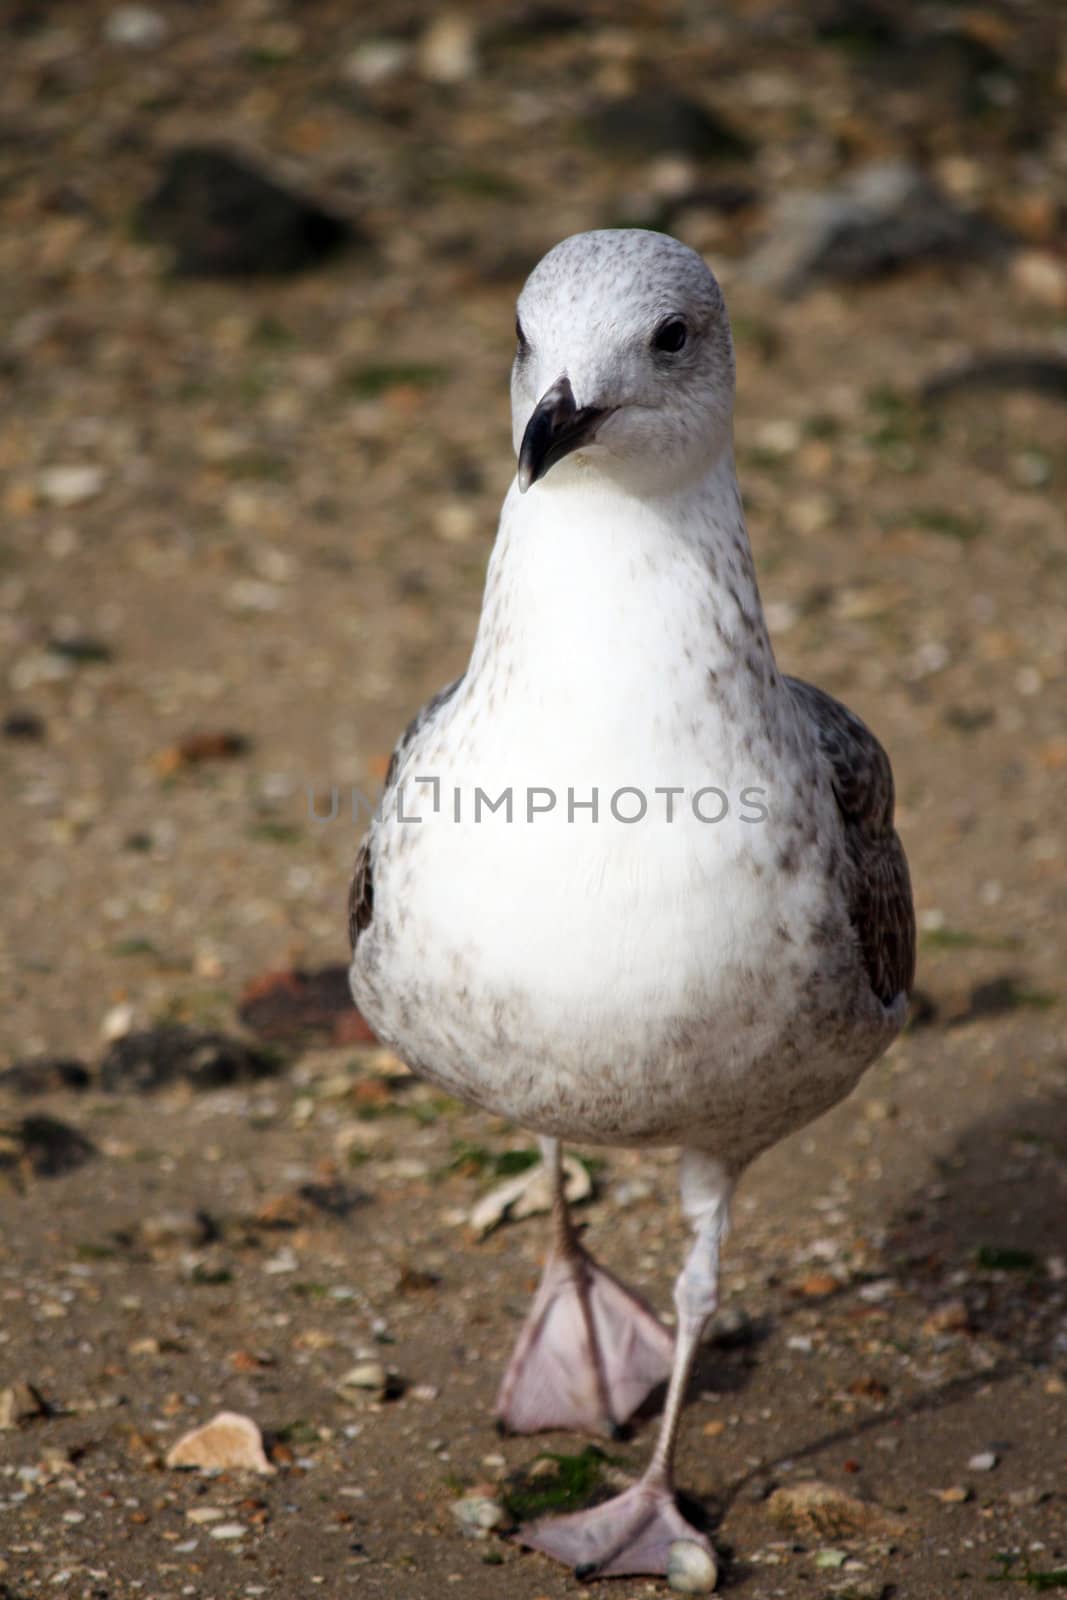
[
  {"x1": 585, "y1": 90, "x2": 750, "y2": 162},
  {"x1": 138, "y1": 145, "x2": 356, "y2": 277},
  {"x1": 2, "y1": 709, "x2": 46, "y2": 740},
  {"x1": 46, "y1": 635, "x2": 113, "y2": 664},
  {"x1": 298, "y1": 1179, "x2": 365, "y2": 1218},
  {"x1": 487, "y1": 6, "x2": 586, "y2": 48},
  {"x1": 747, "y1": 162, "x2": 1015, "y2": 296},
  {"x1": 255, "y1": 1181, "x2": 365, "y2": 1229},
  {"x1": 239, "y1": 965, "x2": 376, "y2": 1047},
  {"x1": 813, "y1": 0, "x2": 903, "y2": 51},
  {"x1": 99, "y1": 1025, "x2": 283, "y2": 1093},
  {"x1": 922, "y1": 353, "x2": 1067, "y2": 405},
  {"x1": 0, "y1": 1115, "x2": 96, "y2": 1179},
  {"x1": 0, "y1": 1058, "x2": 91, "y2": 1095},
  {"x1": 395, "y1": 1264, "x2": 440, "y2": 1293}
]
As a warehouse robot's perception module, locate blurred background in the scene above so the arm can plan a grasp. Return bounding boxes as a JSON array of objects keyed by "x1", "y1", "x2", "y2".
[
  {"x1": 1, "y1": 3, "x2": 1065, "y2": 1596},
  {"x1": 2, "y1": 0, "x2": 1066, "y2": 1054}
]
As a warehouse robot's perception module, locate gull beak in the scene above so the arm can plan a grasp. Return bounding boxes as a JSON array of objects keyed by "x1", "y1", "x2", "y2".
[{"x1": 516, "y1": 376, "x2": 611, "y2": 493}]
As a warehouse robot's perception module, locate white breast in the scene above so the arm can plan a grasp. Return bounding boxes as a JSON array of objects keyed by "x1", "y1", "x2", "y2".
[{"x1": 351, "y1": 463, "x2": 877, "y2": 1152}]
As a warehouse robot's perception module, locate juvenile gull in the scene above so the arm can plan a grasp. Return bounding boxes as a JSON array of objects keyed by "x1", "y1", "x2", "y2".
[{"x1": 348, "y1": 228, "x2": 915, "y2": 1581}]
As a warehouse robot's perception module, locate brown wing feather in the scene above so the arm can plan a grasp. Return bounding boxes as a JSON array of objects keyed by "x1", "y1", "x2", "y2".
[
  {"x1": 348, "y1": 837, "x2": 374, "y2": 951},
  {"x1": 787, "y1": 677, "x2": 915, "y2": 1007},
  {"x1": 347, "y1": 676, "x2": 464, "y2": 954}
]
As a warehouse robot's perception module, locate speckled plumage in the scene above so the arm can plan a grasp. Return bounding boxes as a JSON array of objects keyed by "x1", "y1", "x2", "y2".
[
  {"x1": 349, "y1": 229, "x2": 913, "y2": 1177},
  {"x1": 347, "y1": 229, "x2": 915, "y2": 1577}
]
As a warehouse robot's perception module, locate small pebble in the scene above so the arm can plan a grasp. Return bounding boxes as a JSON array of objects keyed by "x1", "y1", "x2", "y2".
[
  {"x1": 263, "y1": 1247, "x2": 299, "y2": 1275},
  {"x1": 101, "y1": 1002, "x2": 136, "y2": 1042},
  {"x1": 105, "y1": 5, "x2": 167, "y2": 48},
  {"x1": 795, "y1": 1271, "x2": 840, "y2": 1298},
  {"x1": 450, "y1": 1495, "x2": 504, "y2": 1539},
  {"x1": 968, "y1": 1451, "x2": 997, "y2": 1472},
  {"x1": 1011, "y1": 249, "x2": 1067, "y2": 309},
  {"x1": 342, "y1": 38, "x2": 410, "y2": 87},
  {"x1": 667, "y1": 1538, "x2": 718, "y2": 1593},
  {"x1": 227, "y1": 579, "x2": 282, "y2": 614},
  {"x1": 857, "y1": 1278, "x2": 896, "y2": 1303},
  {"x1": 931, "y1": 1485, "x2": 971, "y2": 1504},
  {"x1": 209, "y1": 1522, "x2": 247, "y2": 1541},
  {"x1": 140, "y1": 1210, "x2": 213, "y2": 1249},
  {"x1": 339, "y1": 1361, "x2": 387, "y2": 1393},
  {"x1": 922, "y1": 1299, "x2": 970, "y2": 1336},
  {"x1": 417, "y1": 12, "x2": 477, "y2": 84},
  {"x1": 37, "y1": 465, "x2": 105, "y2": 506}
]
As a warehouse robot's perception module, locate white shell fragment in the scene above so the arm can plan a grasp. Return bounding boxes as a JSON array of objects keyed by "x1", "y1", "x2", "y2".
[
  {"x1": 165, "y1": 1411, "x2": 275, "y2": 1475},
  {"x1": 469, "y1": 1154, "x2": 592, "y2": 1238},
  {"x1": 338, "y1": 1360, "x2": 388, "y2": 1394}
]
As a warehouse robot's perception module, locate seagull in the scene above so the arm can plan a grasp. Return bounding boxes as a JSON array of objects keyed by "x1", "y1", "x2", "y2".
[{"x1": 348, "y1": 228, "x2": 915, "y2": 1582}]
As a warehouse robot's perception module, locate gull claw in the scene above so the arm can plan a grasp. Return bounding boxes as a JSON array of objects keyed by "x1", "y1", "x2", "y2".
[
  {"x1": 495, "y1": 1241, "x2": 673, "y2": 1436},
  {"x1": 517, "y1": 1477, "x2": 716, "y2": 1582}
]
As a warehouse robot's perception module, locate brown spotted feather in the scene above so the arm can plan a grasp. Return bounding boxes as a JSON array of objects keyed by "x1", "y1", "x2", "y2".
[
  {"x1": 786, "y1": 676, "x2": 915, "y2": 1007},
  {"x1": 347, "y1": 837, "x2": 374, "y2": 950},
  {"x1": 347, "y1": 676, "x2": 464, "y2": 952}
]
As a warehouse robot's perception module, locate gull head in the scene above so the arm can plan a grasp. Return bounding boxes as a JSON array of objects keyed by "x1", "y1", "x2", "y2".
[{"x1": 512, "y1": 229, "x2": 734, "y2": 496}]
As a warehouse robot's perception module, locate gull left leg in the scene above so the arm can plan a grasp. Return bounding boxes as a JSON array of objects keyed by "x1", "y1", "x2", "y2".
[
  {"x1": 516, "y1": 1150, "x2": 732, "y2": 1578},
  {"x1": 495, "y1": 1137, "x2": 674, "y2": 1438}
]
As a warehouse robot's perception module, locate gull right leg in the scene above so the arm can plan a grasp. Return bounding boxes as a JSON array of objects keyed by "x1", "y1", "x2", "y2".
[
  {"x1": 515, "y1": 1151, "x2": 732, "y2": 1577},
  {"x1": 495, "y1": 1137, "x2": 674, "y2": 1438}
]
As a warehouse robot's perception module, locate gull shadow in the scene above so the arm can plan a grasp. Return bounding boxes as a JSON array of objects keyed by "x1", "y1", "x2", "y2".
[
  {"x1": 882, "y1": 1081, "x2": 1067, "y2": 1352},
  {"x1": 717, "y1": 1081, "x2": 1067, "y2": 1513},
  {"x1": 621, "y1": 1316, "x2": 773, "y2": 1441},
  {"x1": 543, "y1": 1087, "x2": 1066, "y2": 1587}
]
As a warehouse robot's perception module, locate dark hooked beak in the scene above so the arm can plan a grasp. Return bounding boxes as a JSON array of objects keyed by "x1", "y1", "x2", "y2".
[{"x1": 516, "y1": 376, "x2": 611, "y2": 493}]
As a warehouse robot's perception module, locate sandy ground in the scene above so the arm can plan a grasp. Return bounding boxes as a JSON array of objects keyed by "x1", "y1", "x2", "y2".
[{"x1": 1, "y1": 3, "x2": 1066, "y2": 1596}]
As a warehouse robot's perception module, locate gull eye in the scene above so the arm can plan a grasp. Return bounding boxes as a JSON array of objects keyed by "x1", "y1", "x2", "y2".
[
  {"x1": 652, "y1": 317, "x2": 687, "y2": 354},
  {"x1": 515, "y1": 315, "x2": 530, "y2": 356}
]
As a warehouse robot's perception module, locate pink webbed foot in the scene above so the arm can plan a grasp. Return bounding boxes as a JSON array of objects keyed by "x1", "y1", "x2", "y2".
[
  {"x1": 518, "y1": 1475, "x2": 714, "y2": 1581},
  {"x1": 495, "y1": 1243, "x2": 674, "y2": 1438}
]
